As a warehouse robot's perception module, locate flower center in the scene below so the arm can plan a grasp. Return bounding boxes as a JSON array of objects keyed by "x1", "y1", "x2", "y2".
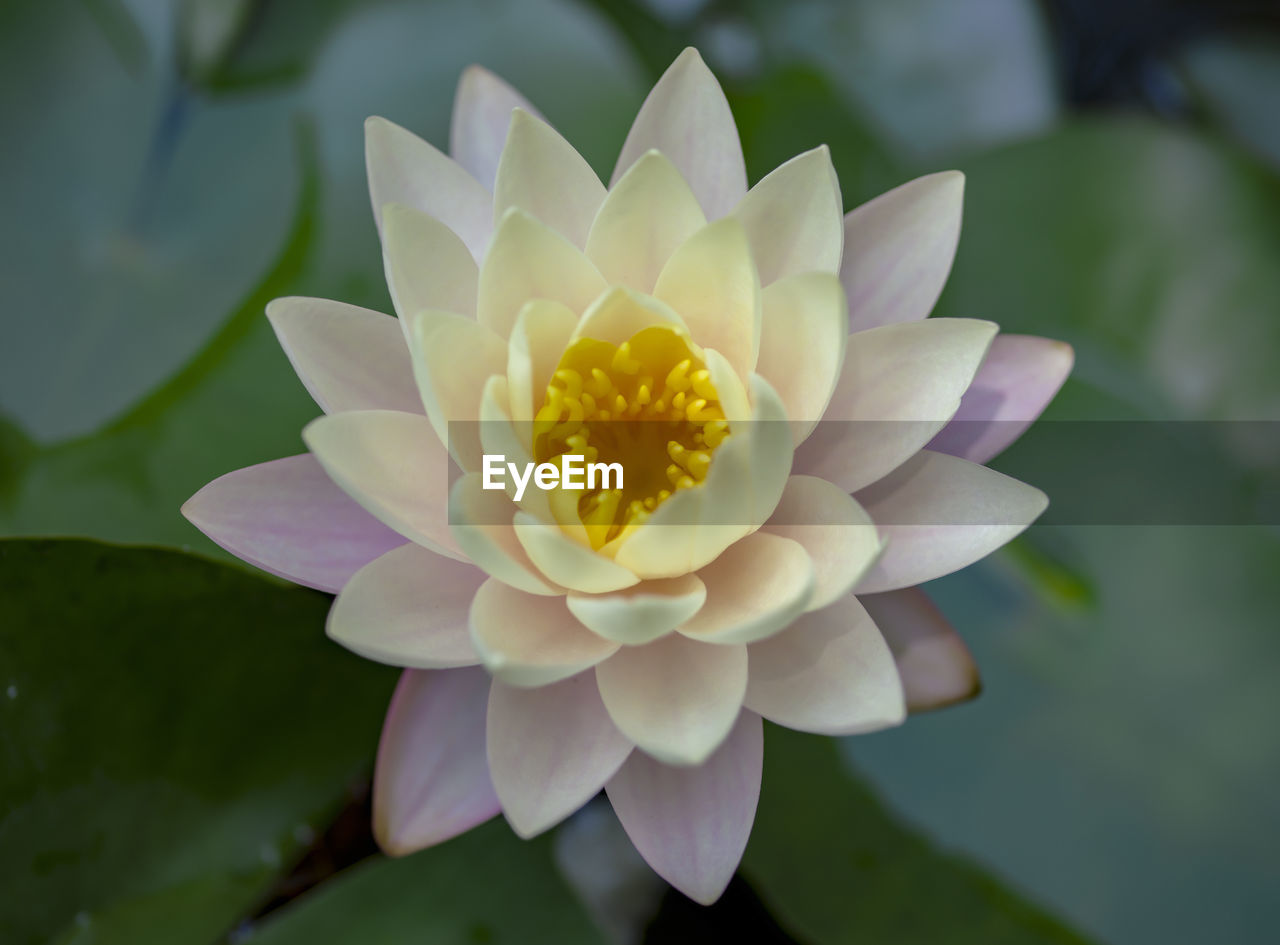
[{"x1": 533, "y1": 325, "x2": 730, "y2": 549}]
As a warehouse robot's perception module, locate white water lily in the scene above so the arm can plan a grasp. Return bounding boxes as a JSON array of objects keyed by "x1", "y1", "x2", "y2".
[{"x1": 184, "y1": 49, "x2": 1070, "y2": 903}]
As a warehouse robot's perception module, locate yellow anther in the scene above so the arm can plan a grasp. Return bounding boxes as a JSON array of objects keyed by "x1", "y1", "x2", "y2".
[
  {"x1": 675, "y1": 474, "x2": 695, "y2": 490},
  {"x1": 614, "y1": 393, "x2": 627, "y2": 414},
  {"x1": 590, "y1": 368, "x2": 613, "y2": 398},
  {"x1": 691, "y1": 370, "x2": 717, "y2": 400},
  {"x1": 611, "y1": 342, "x2": 641, "y2": 375},
  {"x1": 636, "y1": 383, "x2": 651, "y2": 406},
  {"x1": 685, "y1": 450, "x2": 711, "y2": 480},
  {"x1": 672, "y1": 391, "x2": 686, "y2": 412},
  {"x1": 581, "y1": 392, "x2": 597, "y2": 414},
  {"x1": 703, "y1": 420, "x2": 729, "y2": 448},
  {"x1": 643, "y1": 496, "x2": 656, "y2": 510},
  {"x1": 685, "y1": 398, "x2": 708, "y2": 421},
  {"x1": 653, "y1": 399, "x2": 666, "y2": 414},
  {"x1": 597, "y1": 410, "x2": 611, "y2": 421},
  {"x1": 666, "y1": 359, "x2": 692, "y2": 392},
  {"x1": 666, "y1": 464, "x2": 684, "y2": 487},
  {"x1": 553, "y1": 369, "x2": 583, "y2": 399}
]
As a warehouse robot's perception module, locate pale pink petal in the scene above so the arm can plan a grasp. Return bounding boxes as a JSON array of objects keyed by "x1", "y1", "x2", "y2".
[
  {"x1": 266, "y1": 297, "x2": 422, "y2": 415},
  {"x1": 450, "y1": 65, "x2": 542, "y2": 192},
  {"x1": 182, "y1": 455, "x2": 406, "y2": 593},
  {"x1": 327, "y1": 544, "x2": 483, "y2": 669},
  {"x1": 488, "y1": 673, "x2": 633, "y2": 838},
  {"x1": 854, "y1": 450, "x2": 1048, "y2": 594},
  {"x1": 606, "y1": 710, "x2": 762, "y2": 905},
  {"x1": 611, "y1": 47, "x2": 747, "y2": 221},
  {"x1": 928, "y1": 334, "x2": 1074, "y2": 464},
  {"x1": 595, "y1": 633, "x2": 747, "y2": 765},
  {"x1": 842, "y1": 171, "x2": 964, "y2": 331},
  {"x1": 860, "y1": 588, "x2": 981, "y2": 712},
  {"x1": 567, "y1": 575, "x2": 707, "y2": 646},
  {"x1": 373, "y1": 667, "x2": 499, "y2": 855},
  {"x1": 744, "y1": 595, "x2": 905, "y2": 735},
  {"x1": 382, "y1": 203, "x2": 478, "y2": 322}
]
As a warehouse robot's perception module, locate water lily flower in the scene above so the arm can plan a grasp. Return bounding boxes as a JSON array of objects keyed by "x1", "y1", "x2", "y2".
[{"x1": 183, "y1": 49, "x2": 1071, "y2": 904}]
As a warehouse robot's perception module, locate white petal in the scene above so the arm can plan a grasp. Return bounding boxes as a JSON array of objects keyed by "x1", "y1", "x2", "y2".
[
  {"x1": 606, "y1": 710, "x2": 761, "y2": 905},
  {"x1": 365, "y1": 116, "x2": 493, "y2": 260},
  {"x1": 567, "y1": 574, "x2": 707, "y2": 646},
  {"x1": 762, "y1": 475, "x2": 883, "y2": 611},
  {"x1": 514, "y1": 512, "x2": 640, "y2": 593},
  {"x1": 488, "y1": 674, "x2": 633, "y2": 838},
  {"x1": 678, "y1": 533, "x2": 814, "y2": 645},
  {"x1": 595, "y1": 633, "x2": 747, "y2": 765},
  {"x1": 470, "y1": 578, "x2": 619, "y2": 687},
  {"x1": 860, "y1": 588, "x2": 981, "y2": 712},
  {"x1": 477, "y1": 208, "x2": 608, "y2": 339},
  {"x1": 745, "y1": 595, "x2": 905, "y2": 734},
  {"x1": 854, "y1": 450, "x2": 1048, "y2": 593},
  {"x1": 842, "y1": 171, "x2": 964, "y2": 331},
  {"x1": 756, "y1": 272, "x2": 847, "y2": 444},
  {"x1": 733, "y1": 145, "x2": 842, "y2": 286},
  {"x1": 302, "y1": 410, "x2": 461, "y2": 561},
  {"x1": 612, "y1": 48, "x2": 747, "y2": 221},
  {"x1": 327, "y1": 543, "x2": 482, "y2": 669},
  {"x1": 493, "y1": 109, "x2": 606, "y2": 249},
  {"x1": 373, "y1": 667, "x2": 498, "y2": 855},
  {"x1": 794, "y1": 318, "x2": 997, "y2": 492},
  {"x1": 266, "y1": 297, "x2": 422, "y2": 415},
  {"x1": 570, "y1": 286, "x2": 687, "y2": 348},
  {"x1": 381, "y1": 203, "x2": 478, "y2": 323},
  {"x1": 451, "y1": 65, "x2": 542, "y2": 191},
  {"x1": 585, "y1": 150, "x2": 706, "y2": 293},
  {"x1": 507, "y1": 299, "x2": 577, "y2": 424},
  {"x1": 449, "y1": 473, "x2": 561, "y2": 596}
]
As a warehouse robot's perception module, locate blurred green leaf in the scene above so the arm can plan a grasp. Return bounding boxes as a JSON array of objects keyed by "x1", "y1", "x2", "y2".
[
  {"x1": 743, "y1": 726, "x2": 1094, "y2": 944},
  {"x1": 0, "y1": 539, "x2": 396, "y2": 945},
  {"x1": 1180, "y1": 34, "x2": 1280, "y2": 171},
  {"x1": 248, "y1": 821, "x2": 606, "y2": 945}
]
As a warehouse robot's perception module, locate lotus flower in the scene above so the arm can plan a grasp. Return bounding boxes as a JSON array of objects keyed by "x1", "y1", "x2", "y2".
[{"x1": 183, "y1": 49, "x2": 1071, "y2": 903}]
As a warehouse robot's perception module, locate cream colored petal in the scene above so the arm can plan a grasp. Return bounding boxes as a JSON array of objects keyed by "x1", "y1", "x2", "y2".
[
  {"x1": 611, "y1": 47, "x2": 747, "y2": 220},
  {"x1": 407, "y1": 309, "x2": 507, "y2": 471},
  {"x1": 678, "y1": 533, "x2": 814, "y2": 645},
  {"x1": 327, "y1": 544, "x2": 482, "y2": 668},
  {"x1": 842, "y1": 171, "x2": 964, "y2": 331},
  {"x1": 733, "y1": 145, "x2": 842, "y2": 286},
  {"x1": 302, "y1": 410, "x2": 461, "y2": 561},
  {"x1": 477, "y1": 375, "x2": 552, "y2": 523},
  {"x1": 762, "y1": 475, "x2": 883, "y2": 612},
  {"x1": 595, "y1": 633, "x2": 747, "y2": 765},
  {"x1": 702, "y1": 348, "x2": 750, "y2": 425},
  {"x1": 585, "y1": 150, "x2": 706, "y2": 292},
  {"x1": 477, "y1": 208, "x2": 609, "y2": 339},
  {"x1": 795, "y1": 318, "x2": 998, "y2": 493},
  {"x1": 571, "y1": 285, "x2": 687, "y2": 347},
  {"x1": 514, "y1": 512, "x2": 640, "y2": 593},
  {"x1": 470, "y1": 578, "x2": 619, "y2": 687},
  {"x1": 744, "y1": 594, "x2": 906, "y2": 735},
  {"x1": 567, "y1": 574, "x2": 707, "y2": 646},
  {"x1": 493, "y1": 109, "x2": 606, "y2": 249},
  {"x1": 266, "y1": 297, "x2": 422, "y2": 415},
  {"x1": 653, "y1": 217, "x2": 760, "y2": 379},
  {"x1": 508, "y1": 299, "x2": 577, "y2": 425},
  {"x1": 381, "y1": 203, "x2": 478, "y2": 323},
  {"x1": 854, "y1": 450, "x2": 1049, "y2": 594},
  {"x1": 756, "y1": 272, "x2": 847, "y2": 444},
  {"x1": 365, "y1": 116, "x2": 493, "y2": 260},
  {"x1": 860, "y1": 588, "x2": 981, "y2": 712},
  {"x1": 451, "y1": 65, "x2": 542, "y2": 191},
  {"x1": 449, "y1": 473, "x2": 561, "y2": 596}
]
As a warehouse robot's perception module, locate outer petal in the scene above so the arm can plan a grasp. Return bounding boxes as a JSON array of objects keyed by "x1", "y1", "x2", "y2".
[
  {"x1": 795, "y1": 318, "x2": 998, "y2": 493},
  {"x1": 762, "y1": 475, "x2": 883, "y2": 611},
  {"x1": 612, "y1": 48, "x2": 746, "y2": 220},
  {"x1": 678, "y1": 533, "x2": 815, "y2": 645},
  {"x1": 653, "y1": 217, "x2": 761, "y2": 380},
  {"x1": 451, "y1": 65, "x2": 542, "y2": 191},
  {"x1": 733, "y1": 145, "x2": 843, "y2": 286},
  {"x1": 365, "y1": 116, "x2": 493, "y2": 260},
  {"x1": 493, "y1": 109, "x2": 606, "y2": 248},
  {"x1": 744, "y1": 595, "x2": 906, "y2": 735},
  {"x1": 302, "y1": 411, "x2": 461, "y2": 561},
  {"x1": 860, "y1": 588, "x2": 981, "y2": 712},
  {"x1": 470, "y1": 578, "x2": 619, "y2": 687},
  {"x1": 382, "y1": 203, "x2": 478, "y2": 322},
  {"x1": 854, "y1": 450, "x2": 1048, "y2": 594},
  {"x1": 595, "y1": 633, "x2": 747, "y2": 765},
  {"x1": 477, "y1": 208, "x2": 608, "y2": 339},
  {"x1": 182, "y1": 455, "x2": 406, "y2": 593},
  {"x1": 327, "y1": 544, "x2": 483, "y2": 669},
  {"x1": 266, "y1": 298, "x2": 422, "y2": 415},
  {"x1": 373, "y1": 667, "x2": 499, "y2": 855},
  {"x1": 928, "y1": 334, "x2": 1075, "y2": 464},
  {"x1": 606, "y1": 710, "x2": 762, "y2": 905},
  {"x1": 841, "y1": 170, "x2": 964, "y2": 331},
  {"x1": 567, "y1": 574, "x2": 707, "y2": 646},
  {"x1": 756, "y1": 272, "x2": 847, "y2": 444},
  {"x1": 585, "y1": 150, "x2": 706, "y2": 293},
  {"x1": 487, "y1": 674, "x2": 633, "y2": 838},
  {"x1": 449, "y1": 474, "x2": 561, "y2": 596}
]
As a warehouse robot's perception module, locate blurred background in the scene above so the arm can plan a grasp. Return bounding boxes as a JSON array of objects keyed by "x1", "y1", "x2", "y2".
[{"x1": 3, "y1": 1, "x2": 1279, "y2": 943}]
